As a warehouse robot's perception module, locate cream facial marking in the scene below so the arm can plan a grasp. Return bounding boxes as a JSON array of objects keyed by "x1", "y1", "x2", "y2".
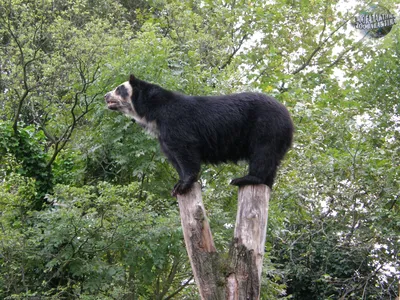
[{"x1": 105, "y1": 81, "x2": 159, "y2": 137}]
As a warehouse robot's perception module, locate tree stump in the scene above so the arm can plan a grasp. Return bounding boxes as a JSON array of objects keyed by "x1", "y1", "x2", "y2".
[
  {"x1": 177, "y1": 183, "x2": 270, "y2": 299},
  {"x1": 177, "y1": 182, "x2": 225, "y2": 299},
  {"x1": 226, "y1": 184, "x2": 270, "y2": 299}
]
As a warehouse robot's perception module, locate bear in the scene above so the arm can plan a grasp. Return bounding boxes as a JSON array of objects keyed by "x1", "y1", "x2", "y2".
[{"x1": 105, "y1": 75, "x2": 293, "y2": 196}]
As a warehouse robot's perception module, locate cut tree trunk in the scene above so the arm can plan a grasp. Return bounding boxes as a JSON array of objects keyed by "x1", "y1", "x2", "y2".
[
  {"x1": 177, "y1": 183, "x2": 225, "y2": 299},
  {"x1": 226, "y1": 184, "x2": 270, "y2": 299},
  {"x1": 177, "y1": 183, "x2": 270, "y2": 300}
]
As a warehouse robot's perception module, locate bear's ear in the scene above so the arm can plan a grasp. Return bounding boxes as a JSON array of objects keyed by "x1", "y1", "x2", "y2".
[{"x1": 129, "y1": 74, "x2": 136, "y2": 85}]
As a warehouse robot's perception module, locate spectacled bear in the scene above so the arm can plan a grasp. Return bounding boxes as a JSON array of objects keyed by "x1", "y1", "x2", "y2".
[{"x1": 105, "y1": 75, "x2": 293, "y2": 196}]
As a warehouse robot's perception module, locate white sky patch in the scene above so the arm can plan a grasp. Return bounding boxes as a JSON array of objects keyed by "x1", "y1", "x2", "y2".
[
  {"x1": 320, "y1": 196, "x2": 338, "y2": 216},
  {"x1": 332, "y1": 44, "x2": 343, "y2": 57},
  {"x1": 331, "y1": 68, "x2": 347, "y2": 86},
  {"x1": 389, "y1": 112, "x2": 400, "y2": 133},
  {"x1": 329, "y1": 2, "x2": 361, "y2": 83},
  {"x1": 224, "y1": 223, "x2": 234, "y2": 229},
  {"x1": 335, "y1": 0, "x2": 361, "y2": 12},
  {"x1": 340, "y1": 179, "x2": 352, "y2": 187},
  {"x1": 293, "y1": 47, "x2": 307, "y2": 60},
  {"x1": 386, "y1": 108, "x2": 400, "y2": 143},
  {"x1": 371, "y1": 244, "x2": 399, "y2": 283},
  {"x1": 311, "y1": 84, "x2": 327, "y2": 102},
  {"x1": 352, "y1": 110, "x2": 382, "y2": 133},
  {"x1": 385, "y1": 136, "x2": 396, "y2": 144},
  {"x1": 240, "y1": 30, "x2": 263, "y2": 54}
]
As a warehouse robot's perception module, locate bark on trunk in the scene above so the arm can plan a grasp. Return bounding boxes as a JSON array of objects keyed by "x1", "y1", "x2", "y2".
[
  {"x1": 226, "y1": 184, "x2": 270, "y2": 299},
  {"x1": 177, "y1": 183, "x2": 270, "y2": 300},
  {"x1": 177, "y1": 183, "x2": 225, "y2": 299}
]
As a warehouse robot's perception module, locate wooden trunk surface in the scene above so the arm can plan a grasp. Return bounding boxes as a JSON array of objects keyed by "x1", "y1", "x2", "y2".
[
  {"x1": 177, "y1": 183, "x2": 224, "y2": 300},
  {"x1": 227, "y1": 185, "x2": 270, "y2": 300},
  {"x1": 177, "y1": 183, "x2": 270, "y2": 300}
]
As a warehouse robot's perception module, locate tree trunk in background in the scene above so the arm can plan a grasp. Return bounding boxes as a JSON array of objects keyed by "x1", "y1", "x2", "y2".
[{"x1": 177, "y1": 183, "x2": 270, "y2": 299}]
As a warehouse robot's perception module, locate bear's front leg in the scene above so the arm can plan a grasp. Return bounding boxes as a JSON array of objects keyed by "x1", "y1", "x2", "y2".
[
  {"x1": 170, "y1": 152, "x2": 201, "y2": 197},
  {"x1": 171, "y1": 180, "x2": 194, "y2": 197},
  {"x1": 159, "y1": 139, "x2": 201, "y2": 197}
]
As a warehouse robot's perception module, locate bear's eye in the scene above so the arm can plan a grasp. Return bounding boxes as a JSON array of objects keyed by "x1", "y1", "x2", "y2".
[
  {"x1": 119, "y1": 85, "x2": 129, "y2": 98},
  {"x1": 115, "y1": 87, "x2": 120, "y2": 95}
]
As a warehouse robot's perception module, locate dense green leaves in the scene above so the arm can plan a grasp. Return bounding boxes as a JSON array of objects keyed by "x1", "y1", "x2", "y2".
[
  {"x1": 1, "y1": 181, "x2": 192, "y2": 298},
  {"x1": 1, "y1": 0, "x2": 399, "y2": 298}
]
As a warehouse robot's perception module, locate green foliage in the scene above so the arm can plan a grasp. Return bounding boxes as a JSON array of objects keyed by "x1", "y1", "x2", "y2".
[
  {"x1": 0, "y1": 0, "x2": 399, "y2": 298},
  {"x1": 0, "y1": 121, "x2": 52, "y2": 210},
  {"x1": 0, "y1": 182, "x2": 193, "y2": 299},
  {"x1": 266, "y1": 27, "x2": 400, "y2": 299}
]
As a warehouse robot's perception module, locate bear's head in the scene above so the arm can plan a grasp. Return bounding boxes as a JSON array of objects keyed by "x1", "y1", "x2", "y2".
[
  {"x1": 104, "y1": 75, "x2": 159, "y2": 136},
  {"x1": 104, "y1": 74, "x2": 137, "y2": 117}
]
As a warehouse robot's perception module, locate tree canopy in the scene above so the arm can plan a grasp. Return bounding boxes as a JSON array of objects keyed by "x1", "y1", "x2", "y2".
[{"x1": 0, "y1": 0, "x2": 399, "y2": 298}]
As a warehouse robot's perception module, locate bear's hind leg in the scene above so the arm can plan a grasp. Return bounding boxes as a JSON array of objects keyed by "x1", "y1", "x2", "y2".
[
  {"x1": 230, "y1": 175, "x2": 263, "y2": 186},
  {"x1": 231, "y1": 146, "x2": 277, "y2": 189}
]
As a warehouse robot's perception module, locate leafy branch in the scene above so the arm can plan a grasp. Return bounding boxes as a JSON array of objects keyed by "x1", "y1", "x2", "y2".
[
  {"x1": 1, "y1": 7, "x2": 45, "y2": 134},
  {"x1": 45, "y1": 61, "x2": 100, "y2": 168}
]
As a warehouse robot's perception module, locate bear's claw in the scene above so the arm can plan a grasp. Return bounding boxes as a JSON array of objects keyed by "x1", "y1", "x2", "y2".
[
  {"x1": 230, "y1": 175, "x2": 263, "y2": 186},
  {"x1": 171, "y1": 181, "x2": 193, "y2": 197}
]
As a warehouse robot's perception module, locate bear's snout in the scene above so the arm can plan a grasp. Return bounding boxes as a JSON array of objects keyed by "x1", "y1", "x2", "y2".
[
  {"x1": 104, "y1": 92, "x2": 120, "y2": 110},
  {"x1": 104, "y1": 92, "x2": 111, "y2": 102}
]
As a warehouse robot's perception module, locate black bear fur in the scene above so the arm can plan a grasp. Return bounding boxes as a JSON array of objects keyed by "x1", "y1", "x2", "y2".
[{"x1": 105, "y1": 75, "x2": 293, "y2": 196}]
